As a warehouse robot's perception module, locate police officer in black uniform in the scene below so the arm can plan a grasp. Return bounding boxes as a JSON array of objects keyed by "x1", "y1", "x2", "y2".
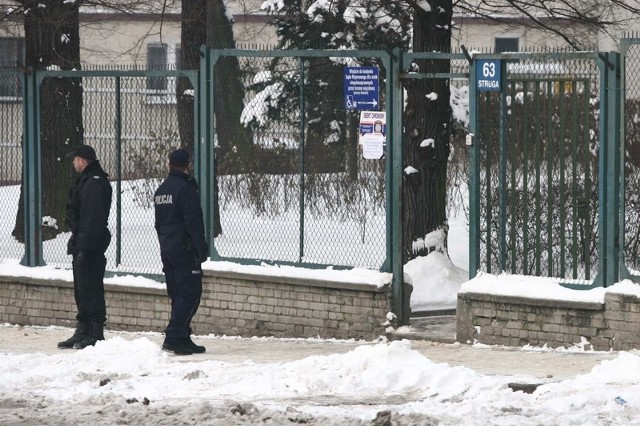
[
  {"x1": 58, "y1": 144, "x2": 112, "y2": 350},
  {"x1": 154, "y1": 149, "x2": 209, "y2": 355}
]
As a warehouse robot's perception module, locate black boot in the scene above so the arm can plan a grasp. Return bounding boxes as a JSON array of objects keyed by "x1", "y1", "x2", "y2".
[
  {"x1": 73, "y1": 322, "x2": 105, "y2": 349},
  {"x1": 58, "y1": 323, "x2": 89, "y2": 349},
  {"x1": 162, "y1": 338, "x2": 194, "y2": 355},
  {"x1": 187, "y1": 338, "x2": 206, "y2": 354}
]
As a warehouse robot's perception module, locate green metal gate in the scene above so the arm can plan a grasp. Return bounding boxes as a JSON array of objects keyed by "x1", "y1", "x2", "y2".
[
  {"x1": 201, "y1": 48, "x2": 399, "y2": 270},
  {"x1": 469, "y1": 51, "x2": 616, "y2": 286}
]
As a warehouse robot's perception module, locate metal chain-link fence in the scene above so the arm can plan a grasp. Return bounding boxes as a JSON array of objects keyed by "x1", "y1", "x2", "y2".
[
  {"x1": 2, "y1": 48, "x2": 628, "y2": 282},
  {"x1": 0, "y1": 65, "x2": 24, "y2": 263},
  {"x1": 623, "y1": 41, "x2": 640, "y2": 276},
  {"x1": 211, "y1": 51, "x2": 389, "y2": 269},
  {"x1": 32, "y1": 67, "x2": 196, "y2": 275}
]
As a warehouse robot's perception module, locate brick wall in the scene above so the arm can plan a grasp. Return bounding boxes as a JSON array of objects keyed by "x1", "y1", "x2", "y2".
[
  {"x1": 457, "y1": 291, "x2": 640, "y2": 350},
  {"x1": 0, "y1": 269, "x2": 391, "y2": 340}
]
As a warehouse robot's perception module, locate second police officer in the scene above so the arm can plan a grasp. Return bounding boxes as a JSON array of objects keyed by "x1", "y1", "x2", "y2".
[{"x1": 154, "y1": 149, "x2": 209, "y2": 355}]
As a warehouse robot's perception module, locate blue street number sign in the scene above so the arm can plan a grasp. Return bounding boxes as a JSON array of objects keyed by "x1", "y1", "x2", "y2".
[
  {"x1": 344, "y1": 67, "x2": 379, "y2": 110},
  {"x1": 476, "y1": 59, "x2": 502, "y2": 92}
]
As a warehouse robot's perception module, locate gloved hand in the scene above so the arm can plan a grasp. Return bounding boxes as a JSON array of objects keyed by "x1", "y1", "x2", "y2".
[{"x1": 198, "y1": 246, "x2": 209, "y2": 264}]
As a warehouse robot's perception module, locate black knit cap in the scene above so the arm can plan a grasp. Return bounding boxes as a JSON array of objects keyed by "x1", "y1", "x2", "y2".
[
  {"x1": 169, "y1": 149, "x2": 190, "y2": 166},
  {"x1": 65, "y1": 145, "x2": 97, "y2": 161}
]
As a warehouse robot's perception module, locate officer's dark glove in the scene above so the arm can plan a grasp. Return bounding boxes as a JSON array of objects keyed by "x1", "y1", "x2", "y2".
[{"x1": 199, "y1": 247, "x2": 209, "y2": 264}]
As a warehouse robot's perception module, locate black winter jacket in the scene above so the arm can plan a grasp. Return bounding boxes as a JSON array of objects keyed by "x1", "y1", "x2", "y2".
[
  {"x1": 66, "y1": 160, "x2": 113, "y2": 254},
  {"x1": 154, "y1": 170, "x2": 209, "y2": 262}
]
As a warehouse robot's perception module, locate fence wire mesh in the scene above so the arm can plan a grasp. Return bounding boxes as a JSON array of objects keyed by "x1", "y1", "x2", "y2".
[
  {"x1": 37, "y1": 70, "x2": 191, "y2": 275},
  {"x1": 623, "y1": 43, "x2": 640, "y2": 276},
  {"x1": 212, "y1": 52, "x2": 388, "y2": 269},
  {"x1": 0, "y1": 50, "x2": 619, "y2": 280},
  {"x1": 0, "y1": 66, "x2": 23, "y2": 263},
  {"x1": 477, "y1": 55, "x2": 600, "y2": 282}
]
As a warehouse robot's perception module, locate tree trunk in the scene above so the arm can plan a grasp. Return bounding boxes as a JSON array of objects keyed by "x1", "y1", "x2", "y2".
[
  {"x1": 13, "y1": 0, "x2": 83, "y2": 242},
  {"x1": 179, "y1": 0, "x2": 249, "y2": 237},
  {"x1": 402, "y1": 1, "x2": 453, "y2": 261},
  {"x1": 177, "y1": 0, "x2": 205, "y2": 152},
  {"x1": 208, "y1": 0, "x2": 252, "y2": 167}
]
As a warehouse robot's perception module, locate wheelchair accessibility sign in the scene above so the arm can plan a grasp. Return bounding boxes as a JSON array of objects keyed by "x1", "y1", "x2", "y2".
[{"x1": 344, "y1": 67, "x2": 379, "y2": 110}]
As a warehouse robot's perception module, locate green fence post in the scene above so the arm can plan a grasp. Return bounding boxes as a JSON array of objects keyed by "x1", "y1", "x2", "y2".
[
  {"x1": 20, "y1": 67, "x2": 44, "y2": 267},
  {"x1": 199, "y1": 46, "x2": 216, "y2": 259},
  {"x1": 298, "y1": 56, "x2": 306, "y2": 264},
  {"x1": 468, "y1": 58, "x2": 480, "y2": 279},
  {"x1": 595, "y1": 52, "x2": 621, "y2": 287},
  {"x1": 389, "y1": 48, "x2": 406, "y2": 324},
  {"x1": 114, "y1": 76, "x2": 122, "y2": 267},
  {"x1": 606, "y1": 52, "x2": 622, "y2": 287},
  {"x1": 383, "y1": 51, "x2": 395, "y2": 274}
]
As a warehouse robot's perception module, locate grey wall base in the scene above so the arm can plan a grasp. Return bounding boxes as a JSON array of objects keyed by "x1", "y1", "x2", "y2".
[
  {"x1": 457, "y1": 291, "x2": 640, "y2": 350},
  {"x1": 0, "y1": 270, "x2": 391, "y2": 340}
]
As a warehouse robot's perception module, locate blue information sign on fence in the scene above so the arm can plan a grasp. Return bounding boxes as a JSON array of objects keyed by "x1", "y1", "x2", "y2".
[
  {"x1": 476, "y1": 59, "x2": 502, "y2": 92},
  {"x1": 344, "y1": 67, "x2": 379, "y2": 110}
]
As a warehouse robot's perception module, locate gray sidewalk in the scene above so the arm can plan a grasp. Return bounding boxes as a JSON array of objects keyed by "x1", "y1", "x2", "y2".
[
  {"x1": 388, "y1": 315, "x2": 458, "y2": 344},
  {"x1": 0, "y1": 320, "x2": 617, "y2": 382}
]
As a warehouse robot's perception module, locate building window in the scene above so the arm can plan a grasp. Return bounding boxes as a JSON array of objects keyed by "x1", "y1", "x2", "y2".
[
  {"x1": 146, "y1": 42, "x2": 180, "y2": 103},
  {"x1": 0, "y1": 38, "x2": 25, "y2": 100},
  {"x1": 495, "y1": 37, "x2": 519, "y2": 53}
]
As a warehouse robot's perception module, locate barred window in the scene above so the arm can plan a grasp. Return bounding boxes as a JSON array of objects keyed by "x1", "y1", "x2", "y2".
[
  {"x1": 146, "y1": 42, "x2": 180, "y2": 103},
  {"x1": 146, "y1": 43, "x2": 168, "y2": 91},
  {"x1": 495, "y1": 37, "x2": 519, "y2": 53}
]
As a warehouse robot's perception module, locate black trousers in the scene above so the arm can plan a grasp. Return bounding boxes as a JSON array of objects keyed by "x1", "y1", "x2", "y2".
[
  {"x1": 161, "y1": 250, "x2": 202, "y2": 340},
  {"x1": 72, "y1": 251, "x2": 107, "y2": 325}
]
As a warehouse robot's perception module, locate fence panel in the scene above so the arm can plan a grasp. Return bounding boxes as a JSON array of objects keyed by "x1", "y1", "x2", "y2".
[
  {"x1": 210, "y1": 50, "x2": 390, "y2": 270},
  {"x1": 37, "y1": 69, "x2": 196, "y2": 275},
  {"x1": 0, "y1": 66, "x2": 24, "y2": 263},
  {"x1": 476, "y1": 53, "x2": 600, "y2": 282},
  {"x1": 622, "y1": 40, "x2": 640, "y2": 277}
]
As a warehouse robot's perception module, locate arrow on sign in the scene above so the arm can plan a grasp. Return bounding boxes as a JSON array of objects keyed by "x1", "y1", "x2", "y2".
[{"x1": 359, "y1": 99, "x2": 378, "y2": 107}]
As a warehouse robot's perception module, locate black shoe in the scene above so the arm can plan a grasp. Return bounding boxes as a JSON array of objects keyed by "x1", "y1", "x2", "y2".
[
  {"x1": 58, "y1": 324, "x2": 89, "y2": 349},
  {"x1": 162, "y1": 340, "x2": 194, "y2": 355},
  {"x1": 73, "y1": 335, "x2": 104, "y2": 349},
  {"x1": 73, "y1": 322, "x2": 105, "y2": 349},
  {"x1": 187, "y1": 338, "x2": 206, "y2": 354},
  {"x1": 58, "y1": 334, "x2": 86, "y2": 349}
]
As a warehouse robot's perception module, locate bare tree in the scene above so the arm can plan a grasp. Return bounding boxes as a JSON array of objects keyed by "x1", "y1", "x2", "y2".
[
  {"x1": 11, "y1": 0, "x2": 83, "y2": 242},
  {"x1": 5, "y1": 0, "x2": 176, "y2": 242},
  {"x1": 453, "y1": 0, "x2": 640, "y2": 49},
  {"x1": 176, "y1": 0, "x2": 250, "y2": 237}
]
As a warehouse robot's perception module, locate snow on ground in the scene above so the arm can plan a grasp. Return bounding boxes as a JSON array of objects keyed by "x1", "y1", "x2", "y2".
[
  {"x1": 3, "y1": 164, "x2": 640, "y2": 423},
  {"x1": 0, "y1": 325, "x2": 639, "y2": 425},
  {"x1": 2, "y1": 253, "x2": 640, "y2": 424}
]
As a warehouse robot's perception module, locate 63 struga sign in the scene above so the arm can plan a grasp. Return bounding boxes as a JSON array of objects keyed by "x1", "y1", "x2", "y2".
[{"x1": 476, "y1": 59, "x2": 502, "y2": 91}]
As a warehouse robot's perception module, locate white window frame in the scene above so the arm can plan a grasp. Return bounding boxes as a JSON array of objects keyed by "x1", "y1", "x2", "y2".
[
  {"x1": 146, "y1": 42, "x2": 180, "y2": 104},
  {"x1": 0, "y1": 37, "x2": 25, "y2": 102}
]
